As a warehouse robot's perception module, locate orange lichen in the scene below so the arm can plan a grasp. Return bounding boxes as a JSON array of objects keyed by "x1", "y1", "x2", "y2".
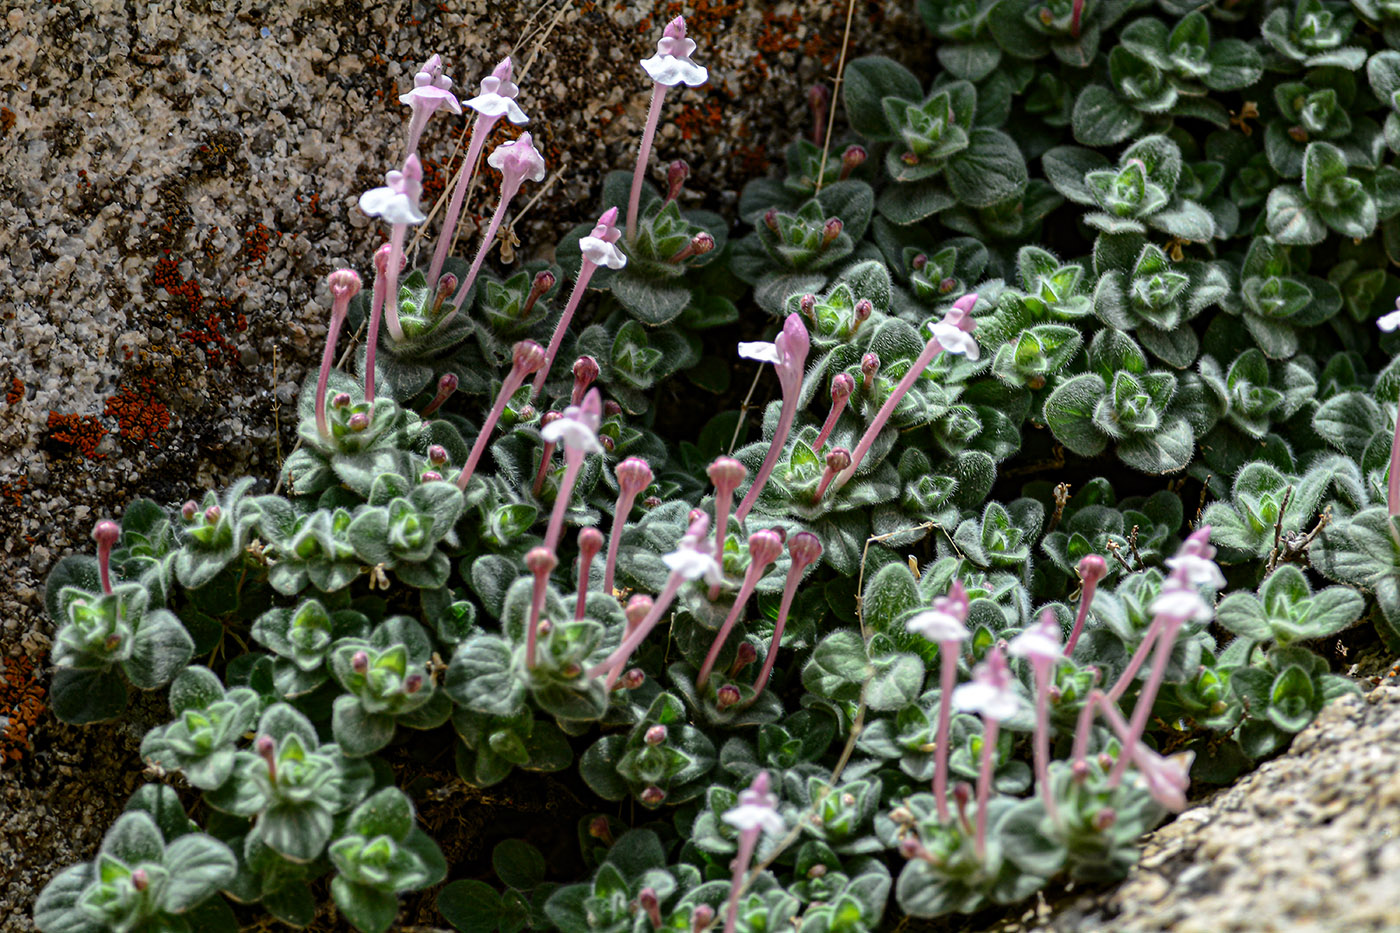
[
  {"x1": 0, "y1": 476, "x2": 27, "y2": 510},
  {"x1": 104, "y1": 378, "x2": 172, "y2": 447},
  {"x1": 0, "y1": 107, "x2": 14, "y2": 138},
  {"x1": 46, "y1": 411, "x2": 108, "y2": 459},
  {"x1": 5, "y1": 378, "x2": 23, "y2": 406},
  {"x1": 241, "y1": 222, "x2": 281, "y2": 268},
  {"x1": 0, "y1": 653, "x2": 46, "y2": 764}
]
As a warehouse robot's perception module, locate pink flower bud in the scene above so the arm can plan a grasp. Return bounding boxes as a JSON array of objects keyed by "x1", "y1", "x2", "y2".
[
  {"x1": 573, "y1": 356, "x2": 600, "y2": 404},
  {"x1": 626, "y1": 595, "x2": 653, "y2": 628},
  {"x1": 600, "y1": 435, "x2": 615, "y2": 453},
  {"x1": 432, "y1": 273, "x2": 458, "y2": 314},
  {"x1": 589, "y1": 815, "x2": 614, "y2": 843},
  {"x1": 691, "y1": 905, "x2": 715, "y2": 933},
  {"x1": 423, "y1": 373, "x2": 459, "y2": 417},
  {"x1": 639, "y1": 887, "x2": 662, "y2": 927},
  {"x1": 512, "y1": 340, "x2": 547, "y2": 374},
  {"x1": 832, "y1": 373, "x2": 854, "y2": 403},
  {"x1": 747, "y1": 529, "x2": 785, "y2": 568},
  {"x1": 939, "y1": 277, "x2": 956, "y2": 295},
  {"x1": 821, "y1": 217, "x2": 843, "y2": 246},
  {"x1": 256, "y1": 734, "x2": 277, "y2": 775},
  {"x1": 1093, "y1": 807, "x2": 1117, "y2": 831},
  {"x1": 1072, "y1": 759, "x2": 1091, "y2": 782},
  {"x1": 839, "y1": 144, "x2": 866, "y2": 179},
  {"x1": 861, "y1": 352, "x2": 880, "y2": 386},
  {"x1": 428, "y1": 445, "x2": 448, "y2": 466},
  {"x1": 731, "y1": 641, "x2": 758, "y2": 672},
  {"x1": 203, "y1": 505, "x2": 221, "y2": 524},
  {"x1": 853, "y1": 298, "x2": 873, "y2": 327},
  {"x1": 645, "y1": 724, "x2": 668, "y2": 746},
  {"x1": 620, "y1": 668, "x2": 646, "y2": 689},
  {"x1": 181, "y1": 501, "x2": 197, "y2": 522},
  {"x1": 523, "y1": 270, "x2": 555, "y2": 317},
  {"x1": 92, "y1": 519, "x2": 120, "y2": 548},
  {"x1": 579, "y1": 527, "x2": 604, "y2": 558},
  {"x1": 799, "y1": 293, "x2": 817, "y2": 320},
  {"x1": 716, "y1": 684, "x2": 741, "y2": 710},
  {"x1": 617, "y1": 457, "x2": 654, "y2": 496},
  {"x1": 130, "y1": 868, "x2": 149, "y2": 892},
  {"x1": 825, "y1": 447, "x2": 852, "y2": 472},
  {"x1": 788, "y1": 531, "x2": 823, "y2": 570},
  {"x1": 526, "y1": 547, "x2": 558, "y2": 574},
  {"x1": 1079, "y1": 553, "x2": 1109, "y2": 586},
  {"x1": 403, "y1": 672, "x2": 424, "y2": 694},
  {"x1": 328, "y1": 268, "x2": 363, "y2": 302},
  {"x1": 421, "y1": 471, "x2": 443, "y2": 483},
  {"x1": 763, "y1": 208, "x2": 780, "y2": 233},
  {"x1": 911, "y1": 253, "x2": 929, "y2": 271},
  {"x1": 666, "y1": 159, "x2": 690, "y2": 202},
  {"x1": 348, "y1": 412, "x2": 370, "y2": 432},
  {"x1": 332, "y1": 392, "x2": 352, "y2": 409},
  {"x1": 707, "y1": 457, "x2": 747, "y2": 495},
  {"x1": 639, "y1": 785, "x2": 667, "y2": 806},
  {"x1": 352, "y1": 651, "x2": 370, "y2": 675},
  {"x1": 603, "y1": 400, "x2": 623, "y2": 417}
]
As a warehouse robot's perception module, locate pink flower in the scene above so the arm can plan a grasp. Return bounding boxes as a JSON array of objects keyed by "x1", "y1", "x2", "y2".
[
  {"x1": 579, "y1": 206, "x2": 627, "y2": 270},
  {"x1": 641, "y1": 16, "x2": 708, "y2": 87},
  {"x1": 907, "y1": 580, "x2": 972, "y2": 643},
  {"x1": 1008, "y1": 611, "x2": 1063, "y2": 664},
  {"x1": 466, "y1": 57, "x2": 528, "y2": 124},
  {"x1": 927, "y1": 294, "x2": 980, "y2": 360},
  {"x1": 400, "y1": 54, "x2": 461, "y2": 116},
  {"x1": 953, "y1": 646, "x2": 1021, "y2": 722},
  {"x1": 487, "y1": 132, "x2": 547, "y2": 202},
  {"x1": 1132, "y1": 745, "x2": 1194, "y2": 812},
  {"x1": 358, "y1": 155, "x2": 427, "y2": 225}
]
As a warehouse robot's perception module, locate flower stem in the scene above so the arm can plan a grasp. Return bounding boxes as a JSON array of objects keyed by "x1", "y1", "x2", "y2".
[
  {"x1": 449, "y1": 191, "x2": 513, "y2": 312},
  {"x1": 602, "y1": 488, "x2": 641, "y2": 597},
  {"x1": 1032, "y1": 660, "x2": 1058, "y2": 823},
  {"x1": 544, "y1": 451, "x2": 585, "y2": 555},
  {"x1": 383, "y1": 224, "x2": 407, "y2": 342},
  {"x1": 835, "y1": 336, "x2": 944, "y2": 490},
  {"x1": 455, "y1": 369, "x2": 527, "y2": 491},
  {"x1": 974, "y1": 717, "x2": 999, "y2": 861},
  {"x1": 314, "y1": 311, "x2": 346, "y2": 440},
  {"x1": 933, "y1": 642, "x2": 958, "y2": 822},
  {"x1": 1065, "y1": 573, "x2": 1102, "y2": 657},
  {"x1": 697, "y1": 566, "x2": 763, "y2": 688},
  {"x1": 532, "y1": 261, "x2": 598, "y2": 398},
  {"x1": 364, "y1": 261, "x2": 388, "y2": 409},
  {"x1": 626, "y1": 83, "x2": 668, "y2": 243},
  {"x1": 751, "y1": 558, "x2": 803, "y2": 694},
  {"x1": 588, "y1": 572, "x2": 685, "y2": 689},
  {"x1": 722, "y1": 828, "x2": 759, "y2": 933},
  {"x1": 1109, "y1": 617, "x2": 1182, "y2": 786},
  {"x1": 428, "y1": 113, "x2": 499, "y2": 290},
  {"x1": 734, "y1": 399, "x2": 796, "y2": 523}
]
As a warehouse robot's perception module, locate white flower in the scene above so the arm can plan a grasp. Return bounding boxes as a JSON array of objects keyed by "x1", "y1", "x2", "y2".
[
  {"x1": 541, "y1": 415, "x2": 603, "y2": 455},
  {"x1": 906, "y1": 608, "x2": 969, "y2": 644},
  {"x1": 1008, "y1": 611, "x2": 1062, "y2": 664},
  {"x1": 466, "y1": 57, "x2": 528, "y2": 124},
  {"x1": 358, "y1": 156, "x2": 427, "y2": 225},
  {"x1": 1165, "y1": 553, "x2": 1225, "y2": 589},
  {"x1": 723, "y1": 771, "x2": 783, "y2": 836},
  {"x1": 1150, "y1": 580, "x2": 1212, "y2": 623},
  {"x1": 1379, "y1": 308, "x2": 1400, "y2": 332},
  {"x1": 487, "y1": 133, "x2": 547, "y2": 193},
  {"x1": 541, "y1": 393, "x2": 603, "y2": 455},
  {"x1": 662, "y1": 543, "x2": 722, "y2": 585},
  {"x1": 1132, "y1": 745, "x2": 1194, "y2": 812},
  {"x1": 640, "y1": 16, "x2": 708, "y2": 87},
  {"x1": 399, "y1": 54, "x2": 461, "y2": 115},
  {"x1": 738, "y1": 341, "x2": 782, "y2": 364},
  {"x1": 579, "y1": 207, "x2": 627, "y2": 270},
  {"x1": 928, "y1": 319, "x2": 980, "y2": 361},
  {"x1": 953, "y1": 680, "x2": 1022, "y2": 722},
  {"x1": 723, "y1": 801, "x2": 785, "y2": 836},
  {"x1": 953, "y1": 646, "x2": 1021, "y2": 722}
]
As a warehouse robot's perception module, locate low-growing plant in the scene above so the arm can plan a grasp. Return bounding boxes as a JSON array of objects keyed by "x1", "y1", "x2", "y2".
[{"x1": 35, "y1": 5, "x2": 1400, "y2": 932}]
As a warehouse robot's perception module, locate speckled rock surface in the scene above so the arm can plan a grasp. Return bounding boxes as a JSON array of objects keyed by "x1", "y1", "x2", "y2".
[
  {"x1": 974, "y1": 680, "x2": 1400, "y2": 933},
  {"x1": 0, "y1": 1, "x2": 920, "y2": 929}
]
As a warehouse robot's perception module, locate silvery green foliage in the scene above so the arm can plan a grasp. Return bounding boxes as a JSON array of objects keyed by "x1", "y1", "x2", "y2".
[{"x1": 40, "y1": 3, "x2": 1400, "y2": 930}]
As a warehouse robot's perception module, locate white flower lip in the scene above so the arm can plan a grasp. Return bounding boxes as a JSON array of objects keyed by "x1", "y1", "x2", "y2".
[
  {"x1": 541, "y1": 417, "x2": 603, "y2": 455},
  {"x1": 466, "y1": 74, "x2": 529, "y2": 124},
  {"x1": 929, "y1": 320, "x2": 980, "y2": 361},
  {"x1": 952, "y1": 679, "x2": 1022, "y2": 722},
  {"x1": 358, "y1": 170, "x2": 426, "y2": 226},
  {"x1": 1165, "y1": 552, "x2": 1225, "y2": 589},
  {"x1": 640, "y1": 35, "x2": 708, "y2": 87},
  {"x1": 722, "y1": 801, "x2": 785, "y2": 836},
  {"x1": 1378, "y1": 308, "x2": 1400, "y2": 332},
  {"x1": 738, "y1": 341, "x2": 782, "y2": 364},
  {"x1": 1008, "y1": 622, "x2": 1062, "y2": 663},
  {"x1": 1150, "y1": 582, "x2": 1212, "y2": 623},
  {"x1": 580, "y1": 235, "x2": 627, "y2": 270},
  {"x1": 906, "y1": 608, "x2": 970, "y2": 643},
  {"x1": 662, "y1": 543, "x2": 721, "y2": 584}
]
